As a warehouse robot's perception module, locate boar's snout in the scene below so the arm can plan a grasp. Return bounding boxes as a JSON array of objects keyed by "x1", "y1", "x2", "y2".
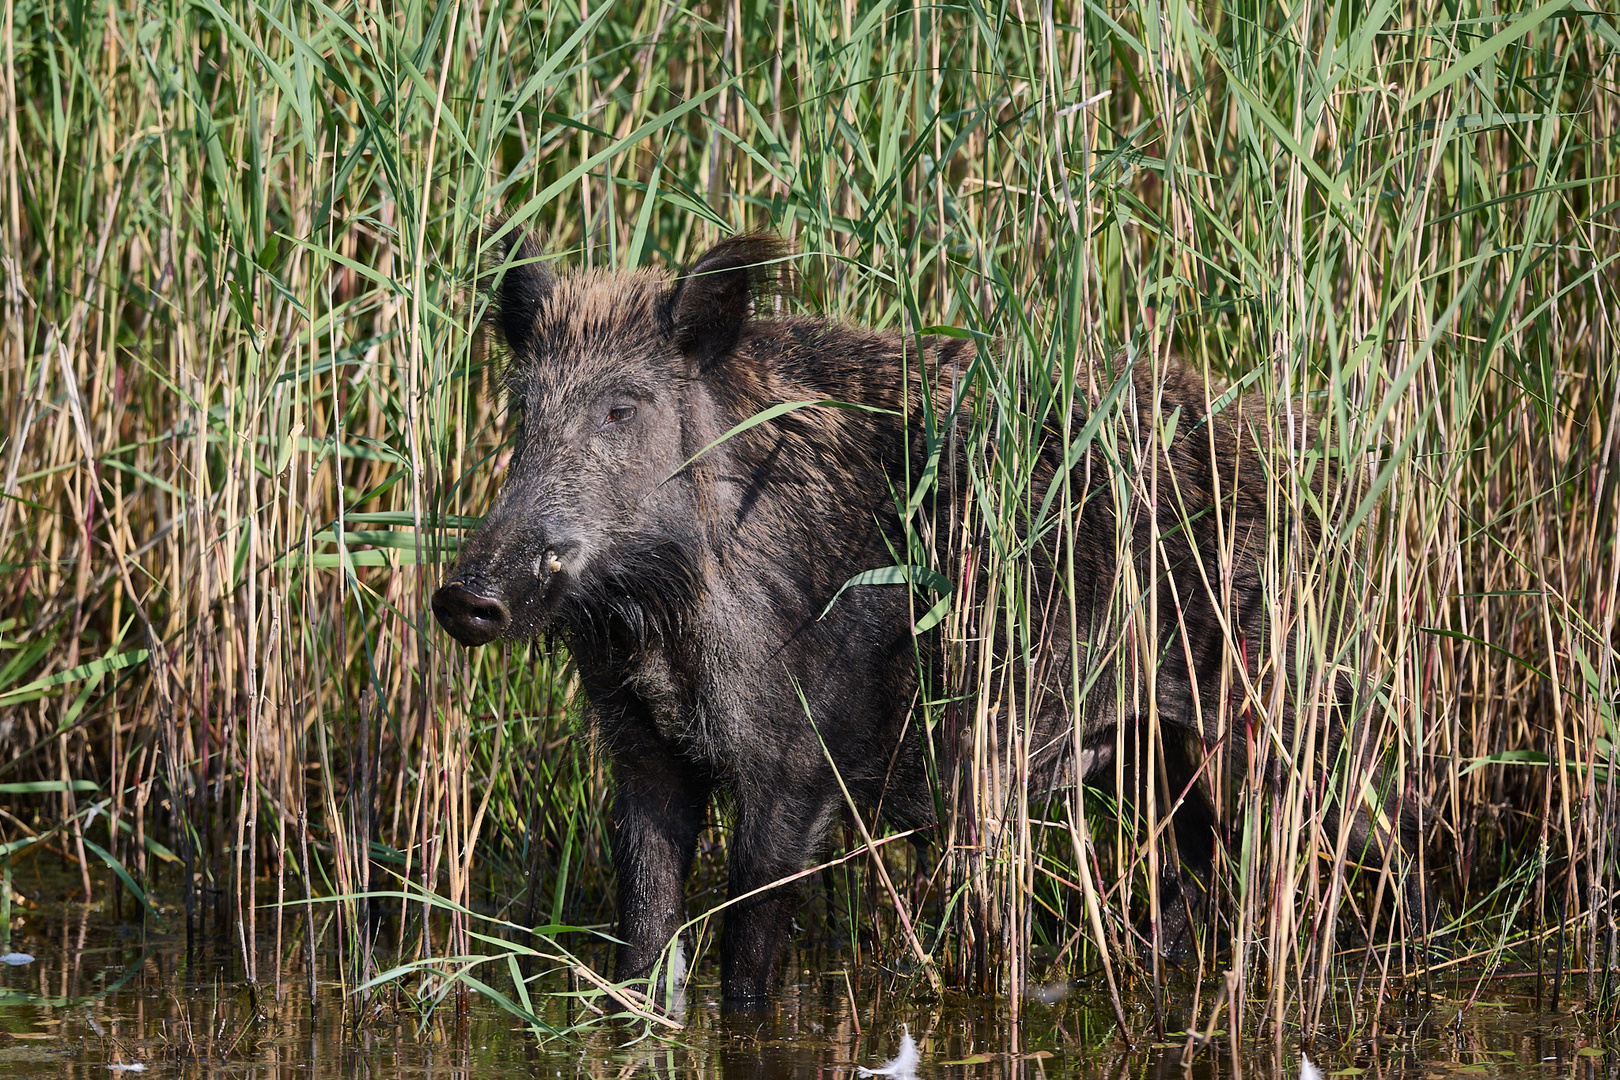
[{"x1": 432, "y1": 580, "x2": 510, "y2": 646}]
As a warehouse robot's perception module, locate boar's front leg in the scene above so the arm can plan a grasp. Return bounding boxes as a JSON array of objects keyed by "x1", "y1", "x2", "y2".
[
  {"x1": 720, "y1": 776, "x2": 838, "y2": 1005},
  {"x1": 609, "y1": 732, "x2": 712, "y2": 987}
]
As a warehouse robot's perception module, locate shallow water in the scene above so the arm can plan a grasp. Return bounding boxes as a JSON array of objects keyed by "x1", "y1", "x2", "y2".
[{"x1": 1, "y1": 871, "x2": 1614, "y2": 1080}]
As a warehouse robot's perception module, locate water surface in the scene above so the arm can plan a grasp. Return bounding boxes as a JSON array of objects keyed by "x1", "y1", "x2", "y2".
[{"x1": 1, "y1": 871, "x2": 1612, "y2": 1079}]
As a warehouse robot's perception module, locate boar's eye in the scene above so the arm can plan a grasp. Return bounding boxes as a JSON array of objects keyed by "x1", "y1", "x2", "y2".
[{"x1": 602, "y1": 405, "x2": 637, "y2": 427}]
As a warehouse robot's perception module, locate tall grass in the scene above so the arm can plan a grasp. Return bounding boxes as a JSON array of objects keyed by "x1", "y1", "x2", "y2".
[{"x1": 0, "y1": 0, "x2": 1615, "y2": 1041}]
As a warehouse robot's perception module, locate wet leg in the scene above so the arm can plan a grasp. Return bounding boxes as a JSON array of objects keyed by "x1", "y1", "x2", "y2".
[
  {"x1": 720, "y1": 781, "x2": 838, "y2": 1005},
  {"x1": 610, "y1": 740, "x2": 712, "y2": 985}
]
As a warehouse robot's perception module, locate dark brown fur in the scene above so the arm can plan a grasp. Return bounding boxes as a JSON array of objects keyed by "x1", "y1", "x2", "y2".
[{"x1": 433, "y1": 229, "x2": 1423, "y2": 1003}]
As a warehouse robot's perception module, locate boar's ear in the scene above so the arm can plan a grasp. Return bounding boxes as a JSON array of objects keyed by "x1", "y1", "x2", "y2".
[
  {"x1": 473, "y1": 217, "x2": 554, "y2": 354},
  {"x1": 664, "y1": 235, "x2": 787, "y2": 366}
]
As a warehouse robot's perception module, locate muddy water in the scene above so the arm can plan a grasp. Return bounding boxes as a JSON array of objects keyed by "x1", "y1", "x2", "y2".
[{"x1": 1, "y1": 874, "x2": 1614, "y2": 1080}]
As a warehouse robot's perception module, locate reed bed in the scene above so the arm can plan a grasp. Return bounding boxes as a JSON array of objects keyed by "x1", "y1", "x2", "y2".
[{"x1": 0, "y1": 0, "x2": 1615, "y2": 1044}]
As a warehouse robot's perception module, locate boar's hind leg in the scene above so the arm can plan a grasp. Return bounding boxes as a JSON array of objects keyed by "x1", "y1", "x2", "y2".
[
  {"x1": 1325, "y1": 762, "x2": 1434, "y2": 953},
  {"x1": 1319, "y1": 682, "x2": 1436, "y2": 954},
  {"x1": 609, "y1": 742, "x2": 712, "y2": 988},
  {"x1": 1115, "y1": 724, "x2": 1218, "y2": 963},
  {"x1": 720, "y1": 779, "x2": 839, "y2": 1005}
]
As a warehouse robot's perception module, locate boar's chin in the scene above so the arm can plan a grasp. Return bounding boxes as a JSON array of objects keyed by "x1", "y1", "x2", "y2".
[{"x1": 546, "y1": 542, "x2": 699, "y2": 654}]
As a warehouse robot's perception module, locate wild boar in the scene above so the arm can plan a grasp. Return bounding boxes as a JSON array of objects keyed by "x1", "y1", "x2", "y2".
[{"x1": 432, "y1": 228, "x2": 1425, "y2": 1004}]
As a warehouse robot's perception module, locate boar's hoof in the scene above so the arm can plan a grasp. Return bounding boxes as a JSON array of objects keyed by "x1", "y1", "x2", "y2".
[{"x1": 432, "y1": 582, "x2": 509, "y2": 646}]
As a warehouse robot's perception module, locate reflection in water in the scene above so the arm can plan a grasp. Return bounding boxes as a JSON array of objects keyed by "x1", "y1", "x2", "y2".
[{"x1": 0, "y1": 885, "x2": 1615, "y2": 1080}]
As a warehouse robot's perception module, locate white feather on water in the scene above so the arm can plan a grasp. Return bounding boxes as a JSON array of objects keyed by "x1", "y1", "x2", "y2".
[
  {"x1": 857, "y1": 1025, "x2": 920, "y2": 1079},
  {"x1": 1030, "y1": 979, "x2": 1070, "y2": 1004},
  {"x1": 1300, "y1": 1053, "x2": 1324, "y2": 1080}
]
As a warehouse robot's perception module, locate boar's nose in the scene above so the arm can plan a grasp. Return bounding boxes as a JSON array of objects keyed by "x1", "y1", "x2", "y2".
[{"x1": 432, "y1": 581, "x2": 509, "y2": 646}]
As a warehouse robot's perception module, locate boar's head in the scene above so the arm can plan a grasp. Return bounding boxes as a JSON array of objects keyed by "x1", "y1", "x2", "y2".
[{"x1": 432, "y1": 227, "x2": 784, "y2": 648}]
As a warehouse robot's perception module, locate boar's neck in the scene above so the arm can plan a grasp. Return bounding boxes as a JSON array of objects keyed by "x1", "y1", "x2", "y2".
[
  {"x1": 700, "y1": 314, "x2": 967, "y2": 521},
  {"x1": 672, "y1": 316, "x2": 967, "y2": 615},
  {"x1": 710, "y1": 316, "x2": 967, "y2": 479}
]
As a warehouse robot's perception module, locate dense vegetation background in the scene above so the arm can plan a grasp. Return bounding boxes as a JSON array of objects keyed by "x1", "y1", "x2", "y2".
[{"x1": 0, "y1": 0, "x2": 1616, "y2": 1039}]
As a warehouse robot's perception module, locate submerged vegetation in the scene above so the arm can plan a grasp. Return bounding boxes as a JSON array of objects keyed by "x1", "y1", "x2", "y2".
[{"x1": 0, "y1": 0, "x2": 1616, "y2": 1046}]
